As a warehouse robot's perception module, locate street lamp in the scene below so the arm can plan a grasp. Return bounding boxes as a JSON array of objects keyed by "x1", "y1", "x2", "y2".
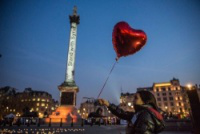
[
  {"x1": 185, "y1": 83, "x2": 200, "y2": 133},
  {"x1": 187, "y1": 84, "x2": 192, "y2": 90}
]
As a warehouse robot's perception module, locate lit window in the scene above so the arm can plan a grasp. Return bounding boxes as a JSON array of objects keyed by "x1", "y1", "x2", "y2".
[
  {"x1": 37, "y1": 103, "x2": 40, "y2": 106},
  {"x1": 128, "y1": 102, "x2": 131, "y2": 106},
  {"x1": 36, "y1": 108, "x2": 39, "y2": 111},
  {"x1": 32, "y1": 98, "x2": 36, "y2": 101},
  {"x1": 42, "y1": 99, "x2": 45, "y2": 102},
  {"x1": 41, "y1": 103, "x2": 45, "y2": 107},
  {"x1": 38, "y1": 98, "x2": 40, "y2": 101},
  {"x1": 21, "y1": 100, "x2": 24, "y2": 102}
]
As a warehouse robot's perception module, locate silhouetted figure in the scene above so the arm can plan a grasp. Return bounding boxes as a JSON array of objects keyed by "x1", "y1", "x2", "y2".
[
  {"x1": 88, "y1": 108, "x2": 104, "y2": 125},
  {"x1": 88, "y1": 108, "x2": 103, "y2": 118}
]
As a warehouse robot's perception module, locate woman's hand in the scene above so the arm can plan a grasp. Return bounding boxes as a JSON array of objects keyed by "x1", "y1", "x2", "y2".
[{"x1": 98, "y1": 99, "x2": 110, "y2": 107}]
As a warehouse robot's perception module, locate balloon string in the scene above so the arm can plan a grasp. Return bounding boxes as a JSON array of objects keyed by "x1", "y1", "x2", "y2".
[{"x1": 97, "y1": 59, "x2": 118, "y2": 99}]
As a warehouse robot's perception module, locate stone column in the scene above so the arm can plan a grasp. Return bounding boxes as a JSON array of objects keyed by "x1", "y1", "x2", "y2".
[{"x1": 59, "y1": 6, "x2": 80, "y2": 106}]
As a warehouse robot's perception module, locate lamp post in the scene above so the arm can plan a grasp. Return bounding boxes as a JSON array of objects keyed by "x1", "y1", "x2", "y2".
[
  {"x1": 186, "y1": 84, "x2": 200, "y2": 134},
  {"x1": 187, "y1": 84, "x2": 192, "y2": 90}
]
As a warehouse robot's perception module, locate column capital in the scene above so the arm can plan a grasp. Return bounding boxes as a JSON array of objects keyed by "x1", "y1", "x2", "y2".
[
  {"x1": 69, "y1": 6, "x2": 80, "y2": 24},
  {"x1": 69, "y1": 15, "x2": 80, "y2": 24}
]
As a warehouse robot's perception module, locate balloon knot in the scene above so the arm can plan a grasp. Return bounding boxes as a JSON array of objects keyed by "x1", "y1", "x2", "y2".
[{"x1": 115, "y1": 57, "x2": 119, "y2": 62}]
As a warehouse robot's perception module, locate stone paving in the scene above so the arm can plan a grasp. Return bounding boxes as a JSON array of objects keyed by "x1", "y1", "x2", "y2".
[{"x1": 0, "y1": 125, "x2": 192, "y2": 134}]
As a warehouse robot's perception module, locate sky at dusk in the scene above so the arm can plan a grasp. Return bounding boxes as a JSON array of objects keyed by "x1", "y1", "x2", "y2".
[{"x1": 0, "y1": 0, "x2": 200, "y2": 107}]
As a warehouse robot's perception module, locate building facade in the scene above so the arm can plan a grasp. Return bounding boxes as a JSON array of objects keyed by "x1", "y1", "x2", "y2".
[
  {"x1": 17, "y1": 88, "x2": 59, "y2": 118},
  {"x1": 0, "y1": 86, "x2": 58, "y2": 119},
  {"x1": 119, "y1": 93, "x2": 135, "y2": 112},
  {"x1": 0, "y1": 86, "x2": 17, "y2": 119},
  {"x1": 137, "y1": 78, "x2": 190, "y2": 116}
]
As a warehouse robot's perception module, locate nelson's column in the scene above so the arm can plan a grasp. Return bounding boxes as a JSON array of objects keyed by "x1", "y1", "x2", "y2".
[
  {"x1": 47, "y1": 6, "x2": 80, "y2": 123},
  {"x1": 59, "y1": 6, "x2": 79, "y2": 107}
]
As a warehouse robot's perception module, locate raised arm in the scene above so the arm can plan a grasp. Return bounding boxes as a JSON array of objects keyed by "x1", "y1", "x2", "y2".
[
  {"x1": 98, "y1": 99, "x2": 134, "y2": 121},
  {"x1": 108, "y1": 103, "x2": 134, "y2": 121}
]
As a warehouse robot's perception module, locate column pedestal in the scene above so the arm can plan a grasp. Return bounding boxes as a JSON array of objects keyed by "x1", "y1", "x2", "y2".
[
  {"x1": 58, "y1": 82, "x2": 79, "y2": 106},
  {"x1": 45, "y1": 84, "x2": 80, "y2": 123}
]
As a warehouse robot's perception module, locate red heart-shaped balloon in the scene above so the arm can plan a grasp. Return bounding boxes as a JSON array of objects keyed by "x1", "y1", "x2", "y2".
[{"x1": 112, "y1": 21, "x2": 147, "y2": 59}]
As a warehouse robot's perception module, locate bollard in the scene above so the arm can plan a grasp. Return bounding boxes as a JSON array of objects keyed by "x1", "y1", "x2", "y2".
[
  {"x1": 90, "y1": 118, "x2": 93, "y2": 127},
  {"x1": 17, "y1": 120, "x2": 21, "y2": 127},
  {"x1": 9, "y1": 121, "x2": 12, "y2": 127},
  {"x1": 60, "y1": 118, "x2": 62, "y2": 127},
  {"x1": 49, "y1": 118, "x2": 51, "y2": 127},
  {"x1": 3, "y1": 121, "x2": 6, "y2": 127},
  {"x1": 37, "y1": 118, "x2": 40, "y2": 127},
  {"x1": 81, "y1": 119, "x2": 84, "y2": 127},
  {"x1": 98, "y1": 118, "x2": 101, "y2": 126},
  {"x1": 71, "y1": 118, "x2": 73, "y2": 127},
  {"x1": 27, "y1": 119, "x2": 30, "y2": 127}
]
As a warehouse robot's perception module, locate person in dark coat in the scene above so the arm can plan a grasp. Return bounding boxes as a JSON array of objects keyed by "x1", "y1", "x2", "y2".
[
  {"x1": 88, "y1": 108, "x2": 103, "y2": 118},
  {"x1": 88, "y1": 108, "x2": 104, "y2": 125},
  {"x1": 98, "y1": 90, "x2": 165, "y2": 134}
]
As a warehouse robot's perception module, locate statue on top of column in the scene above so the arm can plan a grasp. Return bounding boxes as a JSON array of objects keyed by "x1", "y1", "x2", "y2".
[{"x1": 73, "y1": 6, "x2": 77, "y2": 16}]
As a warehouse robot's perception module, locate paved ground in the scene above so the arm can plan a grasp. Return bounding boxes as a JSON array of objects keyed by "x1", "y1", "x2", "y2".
[{"x1": 0, "y1": 125, "x2": 192, "y2": 134}]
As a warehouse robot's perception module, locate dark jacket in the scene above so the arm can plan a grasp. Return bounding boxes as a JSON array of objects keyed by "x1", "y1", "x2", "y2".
[{"x1": 108, "y1": 104, "x2": 165, "y2": 134}]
